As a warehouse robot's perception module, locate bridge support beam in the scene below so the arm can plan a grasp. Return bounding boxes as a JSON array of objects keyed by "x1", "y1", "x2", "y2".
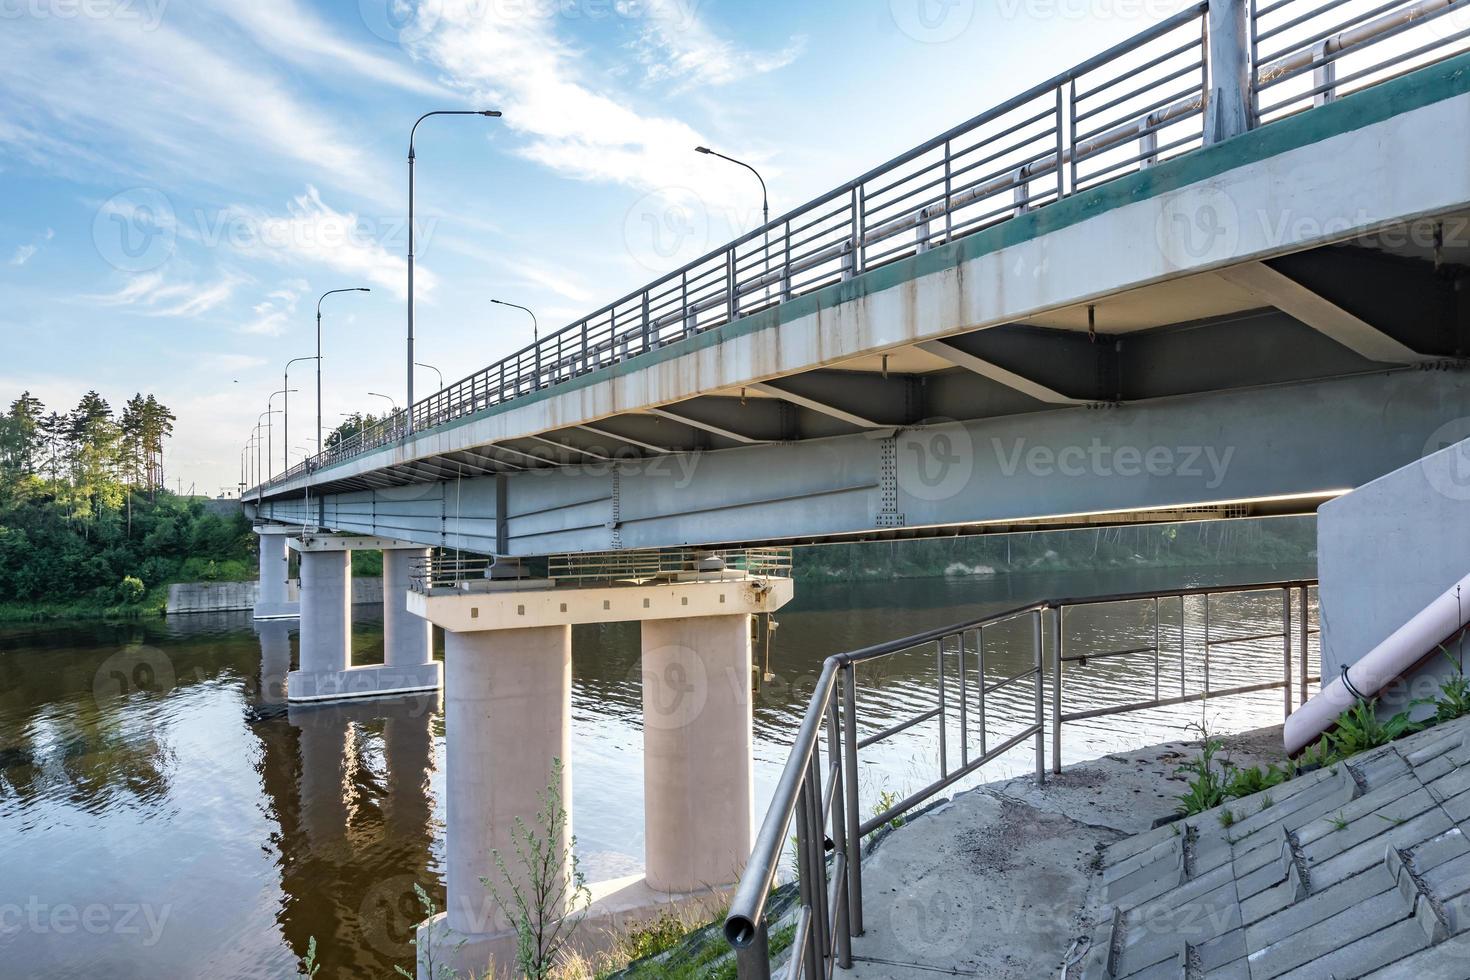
[
  {"x1": 411, "y1": 573, "x2": 792, "y2": 980},
  {"x1": 287, "y1": 534, "x2": 441, "y2": 703},
  {"x1": 642, "y1": 614, "x2": 754, "y2": 894},
  {"x1": 253, "y1": 525, "x2": 299, "y2": 619}
]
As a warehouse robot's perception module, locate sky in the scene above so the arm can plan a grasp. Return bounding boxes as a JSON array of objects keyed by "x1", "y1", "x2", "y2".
[{"x1": 0, "y1": 0, "x2": 1196, "y2": 496}]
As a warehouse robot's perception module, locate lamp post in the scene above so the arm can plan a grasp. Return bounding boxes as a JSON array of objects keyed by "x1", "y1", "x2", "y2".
[
  {"x1": 368, "y1": 391, "x2": 398, "y2": 414},
  {"x1": 317, "y1": 287, "x2": 371, "y2": 456},
  {"x1": 695, "y1": 145, "x2": 769, "y2": 229},
  {"x1": 415, "y1": 361, "x2": 444, "y2": 392},
  {"x1": 408, "y1": 109, "x2": 503, "y2": 430},
  {"x1": 284, "y1": 355, "x2": 316, "y2": 472},
  {"x1": 267, "y1": 390, "x2": 296, "y2": 482},
  {"x1": 490, "y1": 298, "x2": 538, "y2": 385}
]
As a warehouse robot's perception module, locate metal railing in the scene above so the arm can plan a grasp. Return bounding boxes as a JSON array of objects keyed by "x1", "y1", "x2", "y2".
[
  {"x1": 247, "y1": 0, "x2": 1470, "y2": 499},
  {"x1": 408, "y1": 547, "x2": 793, "y2": 594},
  {"x1": 724, "y1": 579, "x2": 1320, "y2": 978}
]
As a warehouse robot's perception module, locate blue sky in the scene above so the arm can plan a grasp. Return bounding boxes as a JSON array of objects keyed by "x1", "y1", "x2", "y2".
[{"x1": 0, "y1": 0, "x2": 1193, "y2": 494}]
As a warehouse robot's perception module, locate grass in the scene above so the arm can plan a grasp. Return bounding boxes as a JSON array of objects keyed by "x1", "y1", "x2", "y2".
[{"x1": 0, "y1": 557, "x2": 257, "y2": 623}]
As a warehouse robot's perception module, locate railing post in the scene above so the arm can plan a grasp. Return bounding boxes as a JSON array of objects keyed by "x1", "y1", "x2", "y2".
[
  {"x1": 1206, "y1": 0, "x2": 1251, "y2": 143},
  {"x1": 1300, "y1": 585, "x2": 1310, "y2": 704},
  {"x1": 841, "y1": 665, "x2": 864, "y2": 936},
  {"x1": 735, "y1": 922, "x2": 770, "y2": 980},
  {"x1": 827, "y1": 700, "x2": 853, "y2": 970},
  {"x1": 726, "y1": 250, "x2": 739, "y2": 321},
  {"x1": 641, "y1": 290, "x2": 652, "y2": 353},
  {"x1": 1283, "y1": 587, "x2": 1293, "y2": 720},
  {"x1": 1033, "y1": 609, "x2": 1046, "y2": 784},
  {"x1": 1312, "y1": 39, "x2": 1337, "y2": 107},
  {"x1": 1051, "y1": 606, "x2": 1062, "y2": 775}
]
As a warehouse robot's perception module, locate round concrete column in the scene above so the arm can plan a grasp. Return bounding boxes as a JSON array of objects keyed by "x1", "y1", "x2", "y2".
[
  {"x1": 443, "y1": 625, "x2": 572, "y2": 936},
  {"x1": 383, "y1": 548, "x2": 433, "y2": 668},
  {"x1": 255, "y1": 619, "x2": 292, "y2": 707},
  {"x1": 640, "y1": 614, "x2": 754, "y2": 894},
  {"x1": 298, "y1": 550, "x2": 351, "y2": 674},
  {"x1": 255, "y1": 530, "x2": 295, "y2": 617},
  {"x1": 296, "y1": 708, "x2": 350, "y2": 854}
]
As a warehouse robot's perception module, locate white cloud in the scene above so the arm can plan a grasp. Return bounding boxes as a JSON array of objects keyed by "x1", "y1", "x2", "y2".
[
  {"x1": 224, "y1": 186, "x2": 422, "y2": 299},
  {"x1": 89, "y1": 271, "x2": 243, "y2": 318},
  {"x1": 407, "y1": 0, "x2": 780, "y2": 198},
  {"x1": 627, "y1": 0, "x2": 804, "y2": 90},
  {"x1": 10, "y1": 245, "x2": 37, "y2": 267}
]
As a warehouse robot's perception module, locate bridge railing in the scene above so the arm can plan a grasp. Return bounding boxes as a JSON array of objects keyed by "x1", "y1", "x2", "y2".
[
  {"x1": 723, "y1": 580, "x2": 1320, "y2": 978},
  {"x1": 250, "y1": 0, "x2": 1470, "y2": 497}
]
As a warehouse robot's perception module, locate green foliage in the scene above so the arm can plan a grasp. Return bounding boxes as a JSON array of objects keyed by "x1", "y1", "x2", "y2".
[
  {"x1": 1175, "y1": 730, "x2": 1231, "y2": 815},
  {"x1": 1218, "y1": 807, "x2": 1236, "y2": 828},
  {"x1": 298, "y1": 936, "x2": 320, "y2": 977},
  {"x1": 482, "y1": 758, "x2": 591, "y2": 980},
  {"x1": 1413, "y1": 644, "x2": 1470, "y2": 726},
  {"x1": 394, "y1": 883, "x2": 462, "y2": 980},
  {"x1": 0, "y1": 389, "x2": 254, "y2": 617},
  {"x1": 1224, "y1": 763, "x2": 1288, "y2": 800},
  {"x1": 1321, "y1": 699, "x2": 1421, "y2": 759}
]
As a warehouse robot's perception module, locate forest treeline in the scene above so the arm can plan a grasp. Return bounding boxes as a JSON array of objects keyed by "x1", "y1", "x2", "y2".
[{"x1": 0, "y1": 390, "x2": 253, "y2": 615}]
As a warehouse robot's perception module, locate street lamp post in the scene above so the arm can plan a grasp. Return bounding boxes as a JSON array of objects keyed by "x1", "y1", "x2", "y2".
[
  {"x1": 317, "y1": 288, "x2": 371, "y2": 457},
  {"x1": 490, "y1": 299, "x2": 538, "y2": 386},
  {"x1": 696, "y1": 146, "x2": 771, "y2": 308},
  {"x1": 284, "y1": 355, "x2": 316, "y2": 472},
  {"x1": 408, "y1": 109, "x2": 503, "y2": 430},
  {"x1": 695, "y1": 145, "x2": 769, "y2": 229},
  {"x1": 267, "y1": 390, "x2": 296, "y2": 482}
]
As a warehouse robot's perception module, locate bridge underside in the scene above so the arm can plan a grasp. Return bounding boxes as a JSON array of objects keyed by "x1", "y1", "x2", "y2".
[{"x1": 251, "y1": 63, "x2": 1470, "y2": 557}]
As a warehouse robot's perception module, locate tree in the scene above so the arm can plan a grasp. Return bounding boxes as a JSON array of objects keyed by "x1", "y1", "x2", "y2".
[{"x1": 0, "y1": 391, "x2": 45, "y2": 476}]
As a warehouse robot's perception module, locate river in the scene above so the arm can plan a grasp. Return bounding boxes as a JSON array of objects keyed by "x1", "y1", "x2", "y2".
[{"x1": 0, "y1": 563, "x2": 1316, "y2": 978}]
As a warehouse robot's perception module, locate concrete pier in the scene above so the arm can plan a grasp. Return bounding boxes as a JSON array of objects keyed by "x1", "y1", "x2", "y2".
[
  {"x1": 410, "y1": 573, "x2": 792, "y2": 979},
  {"x1": 286, "y1": 534, "x2": 441, "y2": 703},
  {"x1": 642, "y1": 614, "x2": 754, "y2": 894},
  {"x1": 253, "y1": 525, "x2": 299, "y2": 619}
]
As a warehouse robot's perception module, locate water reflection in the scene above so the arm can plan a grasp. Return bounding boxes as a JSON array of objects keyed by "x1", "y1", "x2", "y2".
[{"x1": 0, "y1": 563, "x2": 1314, "y2": 977}]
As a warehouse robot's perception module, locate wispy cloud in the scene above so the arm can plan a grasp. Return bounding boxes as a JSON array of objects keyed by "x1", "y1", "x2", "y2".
[
  {"x1": 225, "y1": 186, "x2": 422, "y2": 299},
  {"x1": 628, "y1": 0, "x2": 804, "y2": 91},
  {"x1": 407, "y1": 1, "x2": 783, "y2": 197},
  {"x1": 89, "y1": 270, "x2": 243, "y2": 318},
  {"x1": 9, "y1": 228, "x2": 54, "y2": 267}
]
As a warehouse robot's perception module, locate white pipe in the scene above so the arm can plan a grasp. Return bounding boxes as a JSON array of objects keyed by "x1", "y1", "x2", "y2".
[{"x1": 1284, "y1": 571, "x2": 1470, "y2": 754}]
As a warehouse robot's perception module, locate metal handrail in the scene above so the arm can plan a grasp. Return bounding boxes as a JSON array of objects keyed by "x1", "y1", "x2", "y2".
[
  {"x1": 725, "y1": 577, "x2": 1320, "y2": 978},
  {"x1": 246, "y1": 0, "x2": 1470, "y2": 501}
]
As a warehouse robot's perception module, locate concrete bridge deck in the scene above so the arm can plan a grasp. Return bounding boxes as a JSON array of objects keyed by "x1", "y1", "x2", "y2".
[{"x1": 246, "y1": 18, "x2": 1470, "y2": 557}]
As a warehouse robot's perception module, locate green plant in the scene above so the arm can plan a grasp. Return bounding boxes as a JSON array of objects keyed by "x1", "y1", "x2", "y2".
[
  {"x1": 1259, "y1": 793, "x2": 1274, "y2": 812},
  {"x1": 1329, "y1": 810, "x2": 1349, "y2": 832},
  {"x1": 298, "y1": 936, "x2": 320, "y2": 977},
  {"x1": 1225, "y1": 763, "x2": 1288, "y2": 800},
  {"x1": 1175, "y1": 728, "x2": 1231, "y2": 815},
  {"x1": 1323, "y1": 698, "x2": 1421, "y2": 758},
  {"x1": 482, "y1": 758, "x2": 591, "y2": 980},
  {"x1": 394, "y1": 883, "x2": 462, "y2": 980},
  {"x1": 115, "y1": 575, "x2": 145, "y2": 604},
  {"x1": 1413, "y1": 646, "x2": 1470, "y2": 725},
  {"x1": 1218, "y1": 807, "x2": 1236, "y2": 828}
]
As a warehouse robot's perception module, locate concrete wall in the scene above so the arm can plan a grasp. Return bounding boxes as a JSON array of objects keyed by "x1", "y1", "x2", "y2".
[
  {"x1": 166, "y1": 577, "x2": 385, "y2": 614},
  {"x1": 1318, "y1": 434, "x2": 1470, "y2": 714}
]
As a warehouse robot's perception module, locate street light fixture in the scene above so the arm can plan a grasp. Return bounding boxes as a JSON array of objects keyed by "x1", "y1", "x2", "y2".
[
  {"x1": 415, "y1": 361, "x2": 444, "y2": 393},
  {"x1": 367, "y1": 391, "x2": 399, "y2": 414},
  {"x1": 408, "y1": 109, "x2": 503, "y2": 429},
  {"x1": 265, "y1": 394, "x2": 293, "y2": 482},
  {"x1": 695, "y1": 145, "x2": 769, "y2": 229},
  {"x1": 317, "y1": 287, "x2": 371, "y2": 456},
  {"x1": 490, "y1": 298, "x2": 539, "y2": 383},
  {"x1": 284, "y1": 355, "x2": 317, "y2": 472}
]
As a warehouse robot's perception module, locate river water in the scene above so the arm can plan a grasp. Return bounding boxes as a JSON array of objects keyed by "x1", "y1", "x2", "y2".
[{"x1": 0, "y1": 564, "x2": 1315, "y2": 978}]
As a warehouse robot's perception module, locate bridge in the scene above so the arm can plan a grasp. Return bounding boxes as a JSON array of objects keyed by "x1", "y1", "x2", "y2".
[{"x1": 238, "y1": 1, "x2": 1470, "y2": 975}]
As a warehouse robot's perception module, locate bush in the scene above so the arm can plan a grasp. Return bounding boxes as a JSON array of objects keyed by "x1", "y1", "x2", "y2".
[{"x1": 115, "y1": 575, "x2": 145, "y2": 604}]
